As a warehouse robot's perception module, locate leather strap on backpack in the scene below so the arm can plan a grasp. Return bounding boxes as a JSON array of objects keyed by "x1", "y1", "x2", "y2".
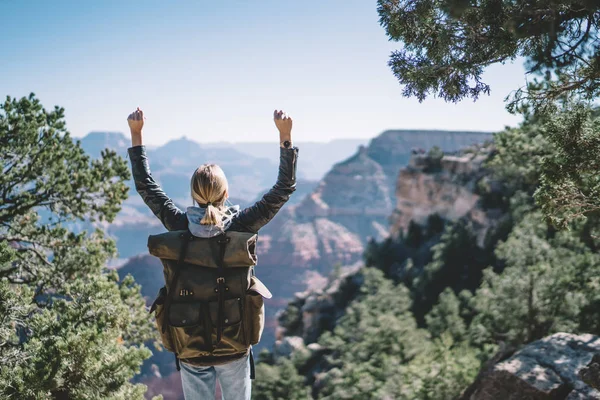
[{"x1": 215, "y1": 233, "x2": 231, "y2": 344}]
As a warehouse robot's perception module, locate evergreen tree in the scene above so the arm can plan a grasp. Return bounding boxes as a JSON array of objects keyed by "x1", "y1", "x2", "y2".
[
  {"x1": 469, "y1": 212, "x2": 600, "y2": 347},
  {"x1": 412, "y1": 221, "x2": 488, "y2": 322},
  {"x1": 0, "y1": 94, "x2": 155, "y2": 399},
  {"x1": 317, "y1": 268, "x2": 430, "y2": 399},
  {"x1": 425, "y1": 288, "x2": 467, "y2": 342},
  {"x1": 377, "y1": 0, "x2": 600, "y2": 105},
  {"x1": 253, "y1": 359, "x2": 311, "y2": 400},
  {"x1": 534, "y1": 105, "x2": 600, "y2": 228},
  {"x1": 386, "y1": 334, "x2": 481, "y2": 400}
]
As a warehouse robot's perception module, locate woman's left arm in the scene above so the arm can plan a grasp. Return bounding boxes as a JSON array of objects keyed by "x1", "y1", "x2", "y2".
[{"x1": 127, "y1": 108, "x2": 188, "y2": 231}]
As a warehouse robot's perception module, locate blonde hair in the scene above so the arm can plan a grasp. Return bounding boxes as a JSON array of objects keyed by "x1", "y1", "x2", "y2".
[{"x1": 190, "y1": 164, "x2": 229, "y2": 227}]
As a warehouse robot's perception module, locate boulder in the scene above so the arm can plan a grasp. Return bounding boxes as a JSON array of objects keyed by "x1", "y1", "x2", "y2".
[{"x1": 462, "y1": 333, "x2": 600, "y2": 400}]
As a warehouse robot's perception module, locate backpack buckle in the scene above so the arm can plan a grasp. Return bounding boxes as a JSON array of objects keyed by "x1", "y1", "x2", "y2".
[{"x1": 216, "y1": 277, "x2": 225, "y2": 284}]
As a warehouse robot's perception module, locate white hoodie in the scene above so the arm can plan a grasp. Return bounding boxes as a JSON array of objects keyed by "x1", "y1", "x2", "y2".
[{"x1": 185, "y1": 204, "x2": 241, "y2": 238}]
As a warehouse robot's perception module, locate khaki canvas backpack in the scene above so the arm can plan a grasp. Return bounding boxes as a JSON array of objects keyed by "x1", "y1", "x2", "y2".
[{"x1": 147, "y1": 229, "x2": 271, "y2": 374}]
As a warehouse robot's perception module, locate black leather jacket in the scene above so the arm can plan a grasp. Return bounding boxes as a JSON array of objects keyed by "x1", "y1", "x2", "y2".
[{"x1": 127, "y1": 145, "x2": 298, "y2": 234}]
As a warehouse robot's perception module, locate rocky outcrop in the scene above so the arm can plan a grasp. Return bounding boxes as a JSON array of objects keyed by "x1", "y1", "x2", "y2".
[
  {"x1": 367, "y1": 130, "x2": 492, "y2": 201},
  {"x1": 390, "y1": 145, "x2": 502, "y2": 247},
  {"x1": 260, "y1": 132, "x2": 494, "y2": 287},
  {"x1": 275, "y1": 264, "x2": 364, "y2": 344},
  {"x1": 461, "y1": 333, "x2": 600, "y2": 400}
]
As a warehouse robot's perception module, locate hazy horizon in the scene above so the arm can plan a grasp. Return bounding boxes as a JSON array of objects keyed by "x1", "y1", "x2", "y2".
[
  {"x1": 84, "y1": 128, "x2": 495, "y2": 145},
  {"x1": 1, "y1": 0, "x2": 527, "y2": 146}
]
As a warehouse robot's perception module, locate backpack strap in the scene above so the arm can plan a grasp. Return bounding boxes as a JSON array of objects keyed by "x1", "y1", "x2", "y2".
[
  {"x1": 215, "y1": 233, "x2": 231, "y2": 344},
  {"x1": 249, "y1": 347, "x2": 256, "y2": 380},
  {"x1": 163, "y1": 231, "x2": 192, "y2": 370}
]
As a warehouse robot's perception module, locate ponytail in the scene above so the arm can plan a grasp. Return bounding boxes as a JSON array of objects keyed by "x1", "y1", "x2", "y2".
[
  {"x1": 200, "y1": 203, "x2": 225, "y2": 227},
  {"x1": 190, "y1": 164, "x2": 229, "y2": 227}
]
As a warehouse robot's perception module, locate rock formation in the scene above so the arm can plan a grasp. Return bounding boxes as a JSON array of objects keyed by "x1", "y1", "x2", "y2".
[
  {"x1": 460, "y1": 333, "x2": 600, "y2": 400},
  {"x1": 255, "y1": 131, "x2": 493, "y2": 300},
  {"x1": 390, "y1": 145, "x2": 503, "y2": 247}
]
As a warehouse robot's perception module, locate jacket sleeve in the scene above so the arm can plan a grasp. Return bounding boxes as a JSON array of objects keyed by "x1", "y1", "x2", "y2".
[
  {"x1": 128, "y1": 145, "x2": 189, "y2": 231},
  {"x1": 234, "y1": 146, "x2": 298, "y2": 233}
]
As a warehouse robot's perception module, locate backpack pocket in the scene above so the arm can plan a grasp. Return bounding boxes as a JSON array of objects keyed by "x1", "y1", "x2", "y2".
[
  {"x1": 150, "y1": 286, "x2": 175, "y2": 352},
  {"x1": 209, "y1": 298, "x2": 242, "y2": 327},
  {"x1": 245, "y1": 276, "x2": 269, "y2": 345},
  {"x1": 169, "y1": 302, "x2": 213, "y2": 358},
  {"x1": 245, "y1": 292, "x2": 265, "y2": 345},
  {"x1": 169, "y1": 302, "x2": 203, "y2": 327},
  {"x1": 207, "y1": 297, "x2": 248, "y2": 353}
]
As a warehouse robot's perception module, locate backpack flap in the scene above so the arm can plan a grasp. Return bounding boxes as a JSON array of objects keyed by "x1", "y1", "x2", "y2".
[
  {"x1": 248, "y1": 276, "x2": 272, "y2": 299},
  {"x1": 148, "y1": 230, "x2": 257, "y2": 268}
]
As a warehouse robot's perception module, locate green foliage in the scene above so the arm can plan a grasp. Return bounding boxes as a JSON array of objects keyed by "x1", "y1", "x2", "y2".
[
  {"x1": 405, "y1": 221, "x2": 424, "y2": 248},
  {"x1": 534, "y1": 104, "x2": 600, "y2": 228},
  {"x1": 469, "y1": 212, "x2": 600, "y2": 347},
  {"x1": 487, "y1": 119, "x2": 552, "y2": 198},
  {"x1": 253, "y1": 359, "x2": 311, "y2": 400},
  {"x1": 316, "y1": 268, "x2": 431, "y2": 399},
  {"x1": 1, "y1": 94, "x2": 129, "y2": 224},
  {"x1": 488, "y1": 105, "x2": 600, "y2": 227},
  {"x1": 424, "y1": 146, "x2": 444, "y2": 172},
  {"x1": 377, "y1": 0, "x2": 600, "y2": 105},
  {"x1": 0, "y1": 276, "x2": 152, "y2": 399},
  {"x1": 413, "y1": 221, "x2": 488, "y2": 322},
  {"x1": 425, "y1": 288, "x2": 466, "y2": 342},
  {"x1": 278, "y1": 302, "x2": 304, "y2": 337},
  {"x1": 425, "y1": 213, "x2": 445, "y2": 237},
  {"x1": 0, "y1": 94, "x2": 155, "y2": 399},
  {"x1": 388, "y1": 335, "x2": 483, "y2": 400},
  {"x1": 363, "y1": 236, "x2": 405, "y2": 278}
]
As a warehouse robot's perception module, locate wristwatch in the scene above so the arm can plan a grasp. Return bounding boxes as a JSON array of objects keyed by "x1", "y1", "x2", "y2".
[{"x1": 281, "y1": 140, "x2": 292, "y2": 149}]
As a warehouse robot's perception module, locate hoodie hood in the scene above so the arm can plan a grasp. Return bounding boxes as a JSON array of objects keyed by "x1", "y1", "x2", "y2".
[{"x1": 186, "y1": 204, "x2": 241, "y2": 238}]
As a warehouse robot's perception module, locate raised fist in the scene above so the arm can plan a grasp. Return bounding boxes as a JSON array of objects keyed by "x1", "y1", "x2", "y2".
[
  {"x1": 127, "y1": 107, "x2": 144, "y2": 134},
  {"x1": 274, "y1": 109, "x2": 292, "y2": 135}
]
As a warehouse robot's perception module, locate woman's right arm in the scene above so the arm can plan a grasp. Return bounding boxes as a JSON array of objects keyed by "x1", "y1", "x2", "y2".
[
  {"x1": 127, "y1": 108, "x2": 188, "y2": 231},
  {"x1": 233, "y1": 110, "x2": 298, "y2": 233}
]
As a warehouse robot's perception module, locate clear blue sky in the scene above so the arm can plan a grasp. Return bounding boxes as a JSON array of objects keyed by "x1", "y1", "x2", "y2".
[{"x1": 1, "y1": 0, "x2": 528, "y2": 145}]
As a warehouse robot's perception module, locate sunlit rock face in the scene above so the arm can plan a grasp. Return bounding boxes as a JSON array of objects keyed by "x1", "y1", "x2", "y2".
[
  {"x1": 262, "y1": 131, "x2": 494, "y2": 282},
  {"x1": 367, "y1": 129, "x2": 493, "y2": 199},
  {"x1": 461, "y1": 333, "x2": 600, "y2": 400},
  {"x1": 390, "y1": 146, "x2": 503, "y2": 247}
]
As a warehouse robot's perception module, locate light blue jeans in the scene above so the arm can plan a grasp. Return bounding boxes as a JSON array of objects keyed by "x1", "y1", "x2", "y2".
[{"x1": 180, "y1": 354, "x2": 251, "y2": 400}]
